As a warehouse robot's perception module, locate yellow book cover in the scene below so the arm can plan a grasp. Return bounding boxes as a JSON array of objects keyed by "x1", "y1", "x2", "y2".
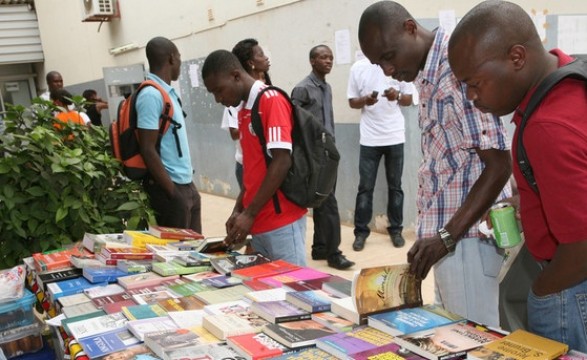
[
  {"x1": 123, "y1": 231, "x2": 175, "y2": 249},
  {"x1": 469, "y1": 329, "x2": 568, "y2": 360},
  {"x1": 353, "y1": 264, "x2": 422, "y2": 316}
]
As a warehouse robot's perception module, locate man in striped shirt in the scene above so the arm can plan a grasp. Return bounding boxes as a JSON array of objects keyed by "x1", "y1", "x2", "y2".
[{"x1": 358, "y1": 1, "x2": 512, "y2": 327}]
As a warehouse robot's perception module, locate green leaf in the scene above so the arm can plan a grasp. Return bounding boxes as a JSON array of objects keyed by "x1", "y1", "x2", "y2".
[
  {"x1": 26, "y1": 186, "x2": 45, "y2": 197},
  {"x1": 55, "y1": 207, "x2": 68, "y2": 222},
  {"x1": 116, "y1": 201, "x2": 141, "y2": 211},
  {"x1": 0, "y1": 163, "x2": 10, "y2": 174}
]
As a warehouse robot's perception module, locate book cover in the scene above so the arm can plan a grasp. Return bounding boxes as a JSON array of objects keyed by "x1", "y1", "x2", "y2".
[
  {"x1": 146, "y1": 243, "x2": 187, "y2": 256},
  {"x1": 194, "y1": 284, "x2": 251, "y2": 304},
  {"x1": 244, "y1": 278, "x2": 277, "y2": 291},
  {"x1": 70, "y1": 255, "x2": 103, "y2": 269},
  {"x1": 132, "y1": 290, "x2": 178, "y2": 305},
  {"x1": 144, "y1": 328, "x2": 209, "y2": 359},
  {"x1": 315, "y1": 325, "x2": 395, "y2": 359},
  {"x1": 210, "y1": 252, "x2": 272, "y2": 275},
  {"x1": 67, "y1": 311, "x2": 128, "y2": 340},
  {"x1": 352, "y1": 342, "x2": 428, "y2": 360},
  {"x1": 271, "y1": 347, "x2": 338, "y2": 359},
  {"x1": 95, "y1": 253, "x2": 118, "y2": 266},
  {"x1": 259, "y1": 268, "x2": 331, "y2": 288},
  {"x1": 57, "y1": 292, "x2": 92, "y2": 309},
  {"x1": 152, "y1": 261, "x2": 211, "y2": 276},
  {"x1": 116, "y1": 259, "x2": 152, "y2": 274},
  {"x1": 82, "y1": 232, "x2": 127, "y2": 253},
  {"x1": 125, "y1": 278, "x2": 184, "y2": 296},
  {"x1": 181, "y1": 270, "x2": 223, "y2": 283},
  {"x1": 171, "y1": 253, "x2": 211, "y2": 267},
  {"x1": 92, "y1": 344, "x2": 155, "y2": 360},
  {"x1": 394, "y1": 320, "x2": 505, "y2": 360},
  {"x1": 78, "y1": 328, "x2": 141, "y2": 359},
  {"x1": 123, "y1": 230, "x2": 176, "y2": 249},
  {"x1": 286, "y1": 290, "x2": 333, "y2": 313},
  {"x1": 367, "y1": 304, "x2": 464, "y2": 336},
  {"x1": 163, "y1": 343, "x2": 242, "y2": 360},
  {"x1": 245, "y1": 287, "x2": 290, "y2": 303},
  {"x1": 262, "y1": 319, "x2": 337, "y2": 348},
  {"x1": 32, "y1": 245, "x2": 88, "y2": 272},
  {"x1": 167, "y1": 239, "x2": 205, "y2": 251},
  {"x1": 126, "y1": 316, "x2": 179, "y2": 341},
  {"x1": 321, "y1": 278, "x2": 352, "y2": 298},
  {"x1": 117, "y1": 271, "x2": 174, "y2": 290},
  {"x1": 166, "y1": 279, "x2": 213, "y2": 297},
  {"x1": 330, "y1": 296, "x2": 363, "y2": 325},
  {"x1": 202, "y1": 274, "x2": 244, "y2": 288},
  {"x1": 251, "y1": 300, "x2": 311, "y2": 324},
  {"x1": 166, "y1": 309, "x2": 222, "y2": 344},
  {"x1": 202, "y1": 313, "x2": 259, "y2": 340},
  {"x1": 231, "y1": 259, "x2": 301, "y2": 281},
  {"x1": 100, "y1": 247, "x2": 153, "y2": 260},
  {"x1": 157, "y1": 296, "x2": 207, "y2": 312},
  {"x1": 61, "y1": 309, "x2": 107, "y2": 335},
  {"x1": 204, "y1": 299, "x2": 252, "y2": 315},
  {"x1": 148, "y1": 224, "x2": 204, "y2": 240},
  {"x1": 283, "y1": 275, "x2": 347, "y2": 292},
  {"x1": 559, "y1": 350, "x2": 587, "y2": 360},
  {"x1": 311, "y1": 311, "x2": 354, "y2": 333},
  {"x1": 227, "y1": 332, "x2": 291, "y2": 360},
  {"x1": 121, "y1": 303, "x2": 167, "y2": 320},
  {"x1": 353, "y1": 264, "x2": 422, "y2": 317},
  {"x1": 62, "y1": 301, "x2": 100, "y2": 318},
  {"x1": 46, "y1": 276, "x2": 104, "y2": 303},
  {"x1": 198, "y1": 236, "x2": 231, "y2": 253},
  {"x1": 468, "y1": 329, "x2": 569, "y2": 360},
  {"x1": 84, "y1": 284, "x2": 126, "y2": 299},
  {"x1": 83, "y1": 267, "x2": 128, "y2": 283},
  {"x1": 91, "y1": 292, "x2": 135, "y2": 310},
  {"x1": 37, "y1": 267, "x2": 83, "y2": 290}
]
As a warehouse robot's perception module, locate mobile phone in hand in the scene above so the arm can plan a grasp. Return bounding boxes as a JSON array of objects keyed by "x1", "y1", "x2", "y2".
[{"x1": 371, "y1": 90, "x2": 379, "y2": 98}]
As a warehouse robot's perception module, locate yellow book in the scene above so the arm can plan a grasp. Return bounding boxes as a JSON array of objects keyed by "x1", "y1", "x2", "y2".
[
  {"x1": 468, "y1": 329, "x2": 568, "y2": 360},
  {"x1": 123, "y1": 230, "x2": 176, "y2": 249}
]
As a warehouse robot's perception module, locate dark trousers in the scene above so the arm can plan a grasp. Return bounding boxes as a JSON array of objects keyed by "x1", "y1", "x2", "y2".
[
  {"x1": 354, "y1": 144, "x2": 404, "y2": 237},
  {"x1": 312, "y1": 186, "x2": 342, "y2": 261},
  {"x1": 144, "y1": 180, "x2": 202, "y2": 233}
]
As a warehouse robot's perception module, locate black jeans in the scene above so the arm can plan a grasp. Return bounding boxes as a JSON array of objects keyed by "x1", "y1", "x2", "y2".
[
  {"x1": 354, "y1": 144, "x2": 404, "y2": 237},
  {"x1": 312, "y1": 185, "x2": 342, "y2": 260},
  {"x1": 143, "y1": 179, "x2": 202, "y2": 233}
]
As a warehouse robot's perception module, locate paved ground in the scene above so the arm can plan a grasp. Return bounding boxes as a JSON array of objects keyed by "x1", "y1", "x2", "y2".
[{"x1": 200, "y1": 191, "x2": 435, "y2": 304}]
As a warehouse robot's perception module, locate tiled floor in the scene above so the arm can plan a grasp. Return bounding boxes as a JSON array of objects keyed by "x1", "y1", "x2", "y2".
[{"x1": 200, "y1": 192, "x2": 435, "y2": 304}]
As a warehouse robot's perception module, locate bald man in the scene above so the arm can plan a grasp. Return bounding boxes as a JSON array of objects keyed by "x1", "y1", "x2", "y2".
[
  {"x1": 137, "y1": 36, "x2": 201, "y2": 233},
  {"x1": 40, "y1": 71, "x2": 64, "y2": 101},
  {"x1": 358, "y1": 1, "x2": 512, "y2": 326},
  {"x1": 449, "y1": 0, "x2": 587, "y2": 351}
]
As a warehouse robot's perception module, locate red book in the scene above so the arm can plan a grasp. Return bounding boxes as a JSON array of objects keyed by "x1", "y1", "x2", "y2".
[
  {"x1": 148, "y1": 224, "x2": 204, "y2": 240},
  {"x1": 227, "y1": 333, "x2": 291, "y2": 359},
  {"x1": 258, "y1": 268, "x2": 331, "y2": 288},
  {"x1": 33, "y1": 246, "x2": 89, "y2": 272},
  {"x1": 231, "y1": 260, "x2": 301, "y2": 281},
  {"x1": 100, "y1": 247, "x2": 153, "y2": 260}
]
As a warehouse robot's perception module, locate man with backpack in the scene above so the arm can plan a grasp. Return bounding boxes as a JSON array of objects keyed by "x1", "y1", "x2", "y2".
[
  {"x1": 201, "y1": 49, "x2": 308, "y2": 266},
  {"x1": 291, "y1": 44, "x2": 355, "y2": 270},
  {"x1": 448, "y1": 1, "x2": 587, "y2": 351},
  {"x1": 136, "y1": 37, "x2": 201, "y2": 233}
]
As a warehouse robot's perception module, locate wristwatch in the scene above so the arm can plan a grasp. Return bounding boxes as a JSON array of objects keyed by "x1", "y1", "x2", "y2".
[
  {"x1": 438, "y1": 227, "x2": 456, "y2": 253},
  {"x1": 397, "y1": 92, "x2": 402, "y2": 102}
]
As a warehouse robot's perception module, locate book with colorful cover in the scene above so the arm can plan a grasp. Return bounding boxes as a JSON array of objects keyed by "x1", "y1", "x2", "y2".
[
  {"x1": 171, "y1": 252, "x2": 211, "y2": 267},
  {"x1": 204, "y1": 299, "x2": 252, "y2": 315},
  {"x1": 117, "y1": 271, "x2": 174, "y2": 290},
  {"x1": 91, "y1": 292, "x2": 136, "y2": 311},
  {"x1": 227, "y1": 332, "x2": 293, "y2": 360},
  {"x1": 32, "y1": 245, "x2": 88, "y2": 272},
  {"x1": 144, "y1": 328, "x2": 210, "y2": 359},
  {"x1": 126, "y1": 316, "x2": 179, "y2": 341},
  {"x1": 315, "y1": 325, "x2": 395, "y2": 359},
  {"x1": 165, "y1": 278, "x2": 213, "y2": 297},
  {"x1": 209, "y1": 252, "x2": 272, "y2": 275},
  {"x1": 367, "y1": 304, "x2": 464, "y2": 336},
  {"x1": 202, "y1": 274, "x2": 243, "y2": 288},
  {"x1": 123, "y1": 230, "x2": 176, "y2": 249},
  {"x1": 262, "y1": 319, "x2": 337, "y2": 348},
  {"x1": 125, "y1": 278, "x2": 184, "y2": 296},
  {"x1": 286, "y1": 290, "x2": 334, "y2": 313},
  {"x1": 78, "y1": 328, "x2": 141, "y2": 359},
  {"x1": 37, "y1": 267, "x2": 83, "y2": 290},
  {"x1": 202, "y1": 313, "x2": 260, "y2": 340},
  {"x1": 116, "y1": 259, "x2": 152, "y2": 274},
  {"x1": 394, "y1": 320, "x2": 506, "y2": 360},
  {"x1": 468, "y1": 329, "x2": 568, "y2": 360},
  {"x1": 164, "y1": 343, "x2": 242, "y2": 360},
  {"x1": 352, "y1": 342, "x2": 428, "y2": 360},
  {"x1": 70, "y1": 255, "x2": 103, "y2": 269},
  {"x1": 181, "y1": 270, "x2": 223, "y2": 283},
  {"x1": 121, "y1": 303, "x2": 167, "y2": 320},
  {"x1": 310, "y1": 311, "x2": 354, "y2": 333},
  {"x1": 152, "y1": 261, "x2": 211, "y2": 276},
  {"x1": 67, "y1": 311, "x2": 128, "y2": 340},
  {"x1": 258, "y1": 268, "x2": 331, "y2": 288},
  {"x1": 148, "y1": 224, "x2": 205, "y2": 240},
  {"x1": 132, "y1": 290, "x2": 178, "y2": 305},
  {"x1": 83, "y1": 266, "x2": 128, "y2": 283},
  {"x1": 231, "y1": 259, "x2": 301, "y2": 281},
  {"x1": 92, "y1": 344, "x2": 155, "y2": 360},
  {"x1": 244, "y1": 278, "x2": 277, "y2": 291},
  {"x1": 46, "y1": 276, "x2": 105, "y2": 303},
  {"x1": 100, "y1": 247, "x2": 153, "y2": 260},
  {"x1": 157, "y1": 295, "x2": 207, "y2": 312},
  {"x1": 271, "y1": 347, "x2": 338, "y2": 359},
  {"x1": 95, "y1": 253, "x2": 118, "y2": 266},
  {"x1": 283, "y1": 275, "x2": 347, "y2": 292},
  {"x1": 194, "y1": 284, "x2": 251, "y2": 304},
  {"x1": 245, "y1": 287, "x2": 291, "y2": 303},
  {"x1": 251, "y1": 300, "x2": 312, "y2": 324}
]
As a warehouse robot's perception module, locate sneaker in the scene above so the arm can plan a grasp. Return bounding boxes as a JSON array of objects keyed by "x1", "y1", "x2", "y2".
[
  {"x1": 353, "y1": 235, "x2": 367, "y2": 251},
  {"x1": 390, "y1": 233, "x2": 405, "y2": 248},
  {"x1": 327, "y1": 254, "x2": 355, "y2": 270}
]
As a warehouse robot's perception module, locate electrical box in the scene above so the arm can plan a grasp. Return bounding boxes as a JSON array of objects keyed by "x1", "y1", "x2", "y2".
[
  {"x1": 82, "y1": 0, "x2": 115, "y2": 22},
  {"x1": 102, "y1": 63, "x2": 146, "y2": 126}
]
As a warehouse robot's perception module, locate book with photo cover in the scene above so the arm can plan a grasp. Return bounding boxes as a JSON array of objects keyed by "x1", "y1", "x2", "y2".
[
  {"x1": 157, "y1": 295, "x2": 206, "y2": 312},
  {"x1": 231, "y1": 259, "x2": 301, "y2": 281},
  {"x1": 198, "y1": 236, "x2": 231, "y2": 253},
  {"x1": 227, "y1": 332, "x2": 293, "y2": 360},
  {"x1": 262, "y1": 319, "x2": 337, "y2": 349},
  {"x1": 209, "y1": 252, "x2": 272, "y2": 275},
  {"x1": 170, "y1": 252, "x2": 211, "y2": 267},
  {"x1": 148, "y1": 224, "x2": 204, "y2": 240},
  {"x1": 468, "y1": 329, "x2": 568, "y2": 360},
  {"x1": 394, "y1": 320, "x2": 506, "y2": 360},
  {"x1": 367, "y1": 304, "x2": 464, "y2": 336},
  {"x1": 285, "y1": 290, "x2": 334, "y2": 313},
  {"x1": 315, "y1": 325, "x2": 395, "y2": 359},
  {"x1": 144, "y1": 328, "x2": 210, "y2": 359},
  {"x1": 310, "y1": 311, "x2": 354, "y2": 333},
  {"x1": 251, "y1": 300, "x2": 311, "y2": 324},
  {"x1": 132, "y1": 290, "x2": 178, "y2": 305},
  {"x1": 83, "y1": 266, "x2": 127, "y2": 283},
  {"x1": 78, "y1": 328, "x2": 141, "y2": 359}
]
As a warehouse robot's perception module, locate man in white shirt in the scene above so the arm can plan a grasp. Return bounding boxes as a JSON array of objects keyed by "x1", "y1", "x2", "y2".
[
  {"x1": 347, "y1": 58, "x2": 415, "y2": 251},
  {"x1": 40, "y1": 71, "x2": 64, "y2": 101}
]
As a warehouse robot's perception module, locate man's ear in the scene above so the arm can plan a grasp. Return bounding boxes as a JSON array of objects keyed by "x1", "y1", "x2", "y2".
[
  {"x1": 404, "y1": 19, "x2": 418, "y2": 35},
  {"x1": 509, "y1": 44, "x2": 527, "y2": 70}
]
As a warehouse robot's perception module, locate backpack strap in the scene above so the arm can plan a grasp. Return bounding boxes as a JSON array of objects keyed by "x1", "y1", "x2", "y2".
[
  {"x1": 250, "y1": 85, "x2": 295, "y2": 214},
  {"x1": 516, "y1": 56, "x2": 587, "y2": 193}
]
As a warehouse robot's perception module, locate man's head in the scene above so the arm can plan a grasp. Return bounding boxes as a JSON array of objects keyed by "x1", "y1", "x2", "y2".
[
  {"x1": 50, "y1": 88, "x2": 73, "y2": 107},
  {"x1": 82, "y1": 89, "x2": 98, "y2": 102},
  {"x1": 46, "y1": 71, "x2": 63, "y2": 92},
  {"x1": 146, "y1": 36, "x2": 182, "y2": 82},
  {"x1": 202, "y1": 50, "x2": 253, "y2": 108},
  {"x1": 358, "y1": 1, "x2": 428, "y2": 82},
  {"x1": 448, "y1": 0, "x2": 544, "y2": 116},
  {"x1": 309, "y1": 45, "x2": 333, "y2": 79}
]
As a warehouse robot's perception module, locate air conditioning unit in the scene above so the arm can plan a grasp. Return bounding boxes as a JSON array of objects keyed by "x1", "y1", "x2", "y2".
[{"x1": 82, "y1": 0, "x2": 115, "y2": 21}]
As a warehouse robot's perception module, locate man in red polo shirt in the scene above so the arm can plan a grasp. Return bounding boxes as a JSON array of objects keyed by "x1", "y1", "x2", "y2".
[
  {"x1": 201, "y1": 49, "x2": 308, "y2": 266},
  {"x1": 449, "y1": 0, "x2": 587, "y2": 352}
]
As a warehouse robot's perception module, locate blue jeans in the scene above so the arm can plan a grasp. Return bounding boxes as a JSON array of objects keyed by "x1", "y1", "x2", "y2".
[
  {"x1": 528, "y1": 278, "x2": 587, "y2": 352},
  {"x1": 354, "y1": 144, "x2": 404, "y2": 237},
  {"x1": 251, "y1": 216, "x2": 307, "y2": 267}
]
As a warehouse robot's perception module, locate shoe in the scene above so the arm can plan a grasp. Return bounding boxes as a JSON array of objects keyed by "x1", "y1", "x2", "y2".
[
  {"x1": 353, "y1": 235, "x2": 367, "y2": 251},
  {"x1": 391, "y1": 233, "x2": 405, "y2": 248},
  {"x1": 327, "y1": 254, "x2": 355, "y2": 270},
  {"x1": 311, "y1": 251, "x2": 327, "y2": 261}
]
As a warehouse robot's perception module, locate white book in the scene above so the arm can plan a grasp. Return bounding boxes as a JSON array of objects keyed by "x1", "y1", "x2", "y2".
[
  {"x1": 203, "y1": 300, "x2": 251, "y2": 316},
  {"x1": 68, "y1": 312, "x2": 128, "y2": 340},
  {"x1": 126, "y1": 316, "x2": 179, "y2": 341},
  {"x1": 57, "y1": 293, "x2": 92, "y2": 308},
  {"x1": 202, "y1": 314, "x2": 258, "y2": 340},
  {"x1": 244, "y1": 287, "x2": 290, "y2": 303},
  {"x1": 330, "y1": 296, "x2": 362, "y2": 324},
  {"x1": 84, "y1": 284, "x2": 126, "y2": 299},
  {"x1": 132, "y1": 290, "x2": 178, "y2": 305},
  {"x1": 62, "y1": 302, "x2": 100, "y2": 318}
]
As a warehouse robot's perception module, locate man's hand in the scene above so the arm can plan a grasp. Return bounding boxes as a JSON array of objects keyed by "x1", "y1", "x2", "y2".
[
  {"x1": 224, "y1": 210, "x2": 253, "y2": 249},
  {"x1": 407, "y1": 234, "x2": 449, "y2": 279},
  {"x1": 383, "y1": 87, "x2": 400, "y2": 101}
]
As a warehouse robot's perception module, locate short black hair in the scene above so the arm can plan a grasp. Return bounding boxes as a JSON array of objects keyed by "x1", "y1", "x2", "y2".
[
  {"x1": 50, "y1": 88, "x2": 73, "y2": 106},
  {"x1": 358, "y1": 1, "x2": 412, "y2": 43},
  {"x1": 309, "y1": 44, "x2": 329, "y2": 60},
  {"x1": 146, "y1": 36, "x2": 177, "y2": 72},
  {"x1": 201, "y1": 50, "x2": 243, "y2": 80},
  {"x1": 82, "y1": 89, "x2": 97, "y2": 100}
]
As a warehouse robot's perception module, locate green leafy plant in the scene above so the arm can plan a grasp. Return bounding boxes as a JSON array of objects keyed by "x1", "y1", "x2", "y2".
[{"x1": 0, "y1": 97, "x2": 154, "y2": 268}]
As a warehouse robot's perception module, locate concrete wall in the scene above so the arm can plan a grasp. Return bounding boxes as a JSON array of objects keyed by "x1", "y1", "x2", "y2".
[{"x1": 33, "y1": 0, "x2": 587, "y2": 232}]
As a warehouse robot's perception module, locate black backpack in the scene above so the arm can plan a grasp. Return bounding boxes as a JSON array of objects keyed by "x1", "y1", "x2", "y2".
[
  {"x1": 517, "y1": 56, "x2": 587, "y2": 193},
  {"x1": 251, "y1": 86, "x2": 340, "y2": 211}
]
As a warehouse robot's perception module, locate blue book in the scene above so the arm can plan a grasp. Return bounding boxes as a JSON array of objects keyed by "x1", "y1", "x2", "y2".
[
  {"x1": 83, "y1": 266, "x2": 127, "y2": 283},
  {"x1": 78, "y1": 328, "x2": 141, "y2": 359},
  {"x1": 46, "y1": 277, "x2": 106, "y2": 303},
  {"x1": 202, "y1": 275, "x2": 243, "y2": 288},
  {"x1": 285, "y1": 290, "x2": 332, "y2": 313},
  {"x1": 367, "y1": 304, "x2": 464, "y2": 336}
]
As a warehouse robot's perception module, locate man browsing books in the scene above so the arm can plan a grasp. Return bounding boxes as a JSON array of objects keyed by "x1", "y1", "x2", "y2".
[
  {"x1": 201, "y1": 50, "x2": 307, "y2": 266},
  {"x1": 448, "y1": 1, "x2": 587, "y2": 352}
]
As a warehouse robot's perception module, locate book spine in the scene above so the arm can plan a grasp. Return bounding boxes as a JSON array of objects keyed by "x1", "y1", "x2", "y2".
[{"x1": 275, "y1": 313, "x2": 311, "y2": 323}]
